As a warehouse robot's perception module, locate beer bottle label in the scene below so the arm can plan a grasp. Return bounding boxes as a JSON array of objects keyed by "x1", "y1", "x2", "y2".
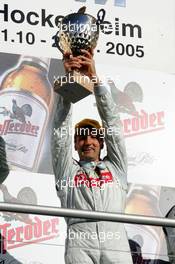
[{"x1": 0, "y1": 89, "x2": 49, "y2": 171}]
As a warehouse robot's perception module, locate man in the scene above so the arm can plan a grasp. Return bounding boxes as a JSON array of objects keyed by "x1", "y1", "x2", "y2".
[
  {"x1": 0, "y1": 136, "x2": 22, "y2": 263},
  {"x1": 51, "y1": 50, "x2": 132, "y2": 263}
]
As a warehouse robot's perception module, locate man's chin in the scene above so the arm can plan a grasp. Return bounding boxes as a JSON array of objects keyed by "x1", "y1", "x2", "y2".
[{"x1": 80, "y1": 155, "x2": 95, "y2": 162}]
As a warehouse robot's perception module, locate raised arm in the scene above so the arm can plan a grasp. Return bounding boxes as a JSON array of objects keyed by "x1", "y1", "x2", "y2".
[
  {"x1": 51, "y1": 95, "x2": 73, "y2": 193},
  {"x1": 94, "y1": 85, "x2": 127, "y2": 175},
  {"x1": 75, "y1": 49, "x2": 127, "y2": 175},
  {"x1": 52, "y1": 52, "x2": 83, "y2": 194}
]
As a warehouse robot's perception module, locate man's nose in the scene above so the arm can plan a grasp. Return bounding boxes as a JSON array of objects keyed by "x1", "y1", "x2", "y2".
[{"x1": 84, "y1": 135, "x2": 93, "y2": 144}]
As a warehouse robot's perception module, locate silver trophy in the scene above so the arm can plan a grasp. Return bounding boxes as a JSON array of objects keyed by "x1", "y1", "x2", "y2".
[{"x1": 54, "y1": 7, "x2": 105, "y2": 103}]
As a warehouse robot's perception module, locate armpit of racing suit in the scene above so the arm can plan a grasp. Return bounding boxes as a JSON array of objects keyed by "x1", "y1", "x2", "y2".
[{"x1": 52, "y1": 84, "x2": 132, "y2": 264}]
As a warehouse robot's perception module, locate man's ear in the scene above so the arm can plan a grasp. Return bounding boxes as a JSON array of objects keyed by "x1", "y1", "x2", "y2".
[
  {"x1": 74, "y1": 136, "x2": 77, "y2": 151},
  {"x1": 74, "y1": 142, "x2": 77, "y2": 151},
  {"x1": 100, "y1": 139, "x2": 104, "y2": 149}
]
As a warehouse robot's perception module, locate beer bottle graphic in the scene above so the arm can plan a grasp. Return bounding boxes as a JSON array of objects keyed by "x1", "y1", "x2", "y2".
[
  {"x1": 0, "y1": 55, "x2": 54, "y2": 171},
  {"x1": 125, "y1": 184, "x2": 167, "y2": 261}
]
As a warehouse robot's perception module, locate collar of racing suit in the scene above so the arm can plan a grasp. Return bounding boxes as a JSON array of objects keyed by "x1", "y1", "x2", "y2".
[{"x1": 79, "y1": 160, "x2": 107, "y2": 171}]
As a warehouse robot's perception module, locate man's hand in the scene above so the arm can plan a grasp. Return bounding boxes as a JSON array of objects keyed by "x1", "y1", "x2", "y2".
[
  {"x1": 76, "y1": 49, "x2": 97, "y2": 80},
  {"x1": 63, "y1": 52, "x2": 82, "y2": 73},
  {"x1": 63, "y1": 49, "x2": 100, "y2": 85}
]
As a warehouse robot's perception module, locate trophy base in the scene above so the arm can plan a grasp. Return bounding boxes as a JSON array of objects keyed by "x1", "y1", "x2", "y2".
[{"x1": 54, "y1": 71, "x2": 94, "y2": 103}]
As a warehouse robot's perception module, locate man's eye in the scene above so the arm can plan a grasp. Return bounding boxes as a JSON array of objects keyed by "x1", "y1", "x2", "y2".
[
  {"x1": 91, "y1": 135, "x2": 97, "y2": 139},
  {"x1": 79, "y1": 135, "x2": 86, "y2": 140}
]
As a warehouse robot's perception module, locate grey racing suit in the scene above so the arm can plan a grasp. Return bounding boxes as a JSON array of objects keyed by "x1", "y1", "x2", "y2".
[{"x1": 51, "y1": 84, "x2": 132, "y2": 264}]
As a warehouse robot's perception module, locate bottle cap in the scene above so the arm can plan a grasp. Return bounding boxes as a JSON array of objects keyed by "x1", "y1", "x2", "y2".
[{"x1": 20, "y1": 56, "x2": 50, "y2": 70}]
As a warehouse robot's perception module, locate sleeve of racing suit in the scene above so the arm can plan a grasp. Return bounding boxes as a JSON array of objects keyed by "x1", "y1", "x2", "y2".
[
  {"x1": 0, "y1": 136, "x2": 9, "y2": 184},
  {"x1": 51, "y1": 95, "x2": 74, "y2": 195},
  {"x1": 94, "y1": 84, "x2": 127, "y2": 177}
]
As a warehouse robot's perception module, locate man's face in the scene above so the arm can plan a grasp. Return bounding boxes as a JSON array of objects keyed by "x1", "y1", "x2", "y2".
[{"x1": 74, "y1": 127, "x2": 103, "y2": 162}]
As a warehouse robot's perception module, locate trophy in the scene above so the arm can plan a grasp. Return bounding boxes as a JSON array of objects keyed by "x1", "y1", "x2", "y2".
[{"x1": 54, "y1": 7, "x2": 105, "y2": 103}]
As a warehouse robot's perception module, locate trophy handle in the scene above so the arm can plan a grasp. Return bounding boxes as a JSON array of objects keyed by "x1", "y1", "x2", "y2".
[
  {"x1": 96, "y1": 9, "x2": 106, "y2": 25},
  {"x1": 54, "y1": 31, "x2": 64, "y2": 54}
]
